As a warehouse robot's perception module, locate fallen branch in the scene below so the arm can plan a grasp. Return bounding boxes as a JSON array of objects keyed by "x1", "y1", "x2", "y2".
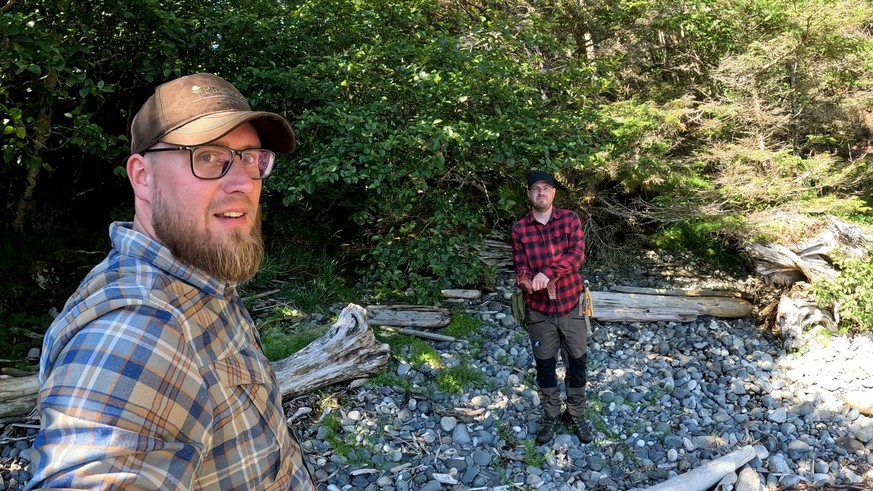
[
  {"x1": 241, "y1": 289, "x2": 280, "y2": 302},
  {"x1": 441, "y1": 289, "x2": 482, "y2": 300}
]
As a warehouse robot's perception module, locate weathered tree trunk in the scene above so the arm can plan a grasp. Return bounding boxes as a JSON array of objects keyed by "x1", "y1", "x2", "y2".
[
  {"x1": 366, "y1": 305, "x2": 452, "y2": 329},
  {"x1": 12, "y1": 70, "x2": 57, "y2": 231},
  {"x1": 0, "y1": 375, "x2": 39, "y2": 419},
  {"x1": 591, "y1": 291, "x2": 753, "y2": 323},
  {"x1": 0, "y1": 304, "x2": 389, "y2": 418},
  {"x1": 273, "y1": 304, "x2": 389, "y2": 399}
]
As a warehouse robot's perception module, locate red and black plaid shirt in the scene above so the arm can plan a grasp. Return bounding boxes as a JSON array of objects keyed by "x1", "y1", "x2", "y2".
[{"x1": 511, "y1": 207, "x2": 585, "y2": 316}]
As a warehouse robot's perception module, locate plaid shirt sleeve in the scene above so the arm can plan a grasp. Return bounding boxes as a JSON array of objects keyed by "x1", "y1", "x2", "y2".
[
  {"x1": 512, "y1": 208, "x2": 586, "y2": 316},
  {"x1": 29, "y1": 304, "x2": 212, "y2": 490}
]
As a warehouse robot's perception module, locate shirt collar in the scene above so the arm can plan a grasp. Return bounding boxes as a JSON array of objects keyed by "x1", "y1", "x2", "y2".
[
  {"x1": 109, "y1": 221, "x2": 233, "y2": 297},
  {"x1": 525, "y1": 206, "x2": 564, "y2": 225}
]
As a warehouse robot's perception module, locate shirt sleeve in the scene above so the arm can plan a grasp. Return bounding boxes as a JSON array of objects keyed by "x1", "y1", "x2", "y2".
[
  {"x1": 511, "y1": 222, "x2": 533, "y2": 285},
  {"x1": 27, "y1": 305, "x2": 212, "y2": 490},
  {"x1": 541, "y1": 211, "x2": 585, "y2": 280}
]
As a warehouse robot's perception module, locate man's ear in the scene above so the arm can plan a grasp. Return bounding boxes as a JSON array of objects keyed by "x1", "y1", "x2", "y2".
[{"x1": 127, "y1": 153, "x2": 152, "y2": 202}]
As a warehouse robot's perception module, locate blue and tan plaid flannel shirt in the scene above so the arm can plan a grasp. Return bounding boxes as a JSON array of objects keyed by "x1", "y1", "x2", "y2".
[{"x1": 26, "y1": 222, "x2": 315, "y2": 490}]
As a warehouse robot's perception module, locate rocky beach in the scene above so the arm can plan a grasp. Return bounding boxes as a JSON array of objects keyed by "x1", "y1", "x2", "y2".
[{"x1": 2, "y1": 253, "x2": 872, "y2": 490}]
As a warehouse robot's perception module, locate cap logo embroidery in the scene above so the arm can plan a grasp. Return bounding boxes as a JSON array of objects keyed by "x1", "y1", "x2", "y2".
[{"x1": 190, "y1": 85, "x2": 245, "y2": 105}]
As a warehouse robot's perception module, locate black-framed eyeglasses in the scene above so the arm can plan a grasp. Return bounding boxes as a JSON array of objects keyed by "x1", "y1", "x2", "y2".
[{"x1": 141, "y1": 145, "x2": 276, "y2": 180}]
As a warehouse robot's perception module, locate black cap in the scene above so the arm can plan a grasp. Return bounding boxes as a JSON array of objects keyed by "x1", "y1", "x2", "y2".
[{"x1": 527, "y1": 171, "x2": 556, "y2": 189}]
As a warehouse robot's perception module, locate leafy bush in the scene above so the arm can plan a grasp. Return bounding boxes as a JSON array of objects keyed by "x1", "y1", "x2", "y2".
[
  {"x1": 262, "y1": 1, "x2": 605, "y2": 301},
  {"x1": 814, "y1": 255, "x2": 873, "y2": 333},
  {"x1": 651, "y1": 218, "x2": 749, "y2": 271}
]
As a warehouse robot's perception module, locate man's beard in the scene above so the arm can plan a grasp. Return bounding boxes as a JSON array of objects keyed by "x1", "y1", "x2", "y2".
[
  {"x1": 152, "y1": 187, "x2": 264, "y2": 283},
  {"x1": 531, "y1": 198, "x2": 552, "y2": 213}
]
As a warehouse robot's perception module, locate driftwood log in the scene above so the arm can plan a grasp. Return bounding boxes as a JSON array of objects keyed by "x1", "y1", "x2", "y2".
[
  {"x1": 645, "y1": 445, "x2": 756, "y2": 491},
  {"x1": 366, "y1": 304, "x2": 452, "y2": 329},
  {"x1": 591, "y1": 290, "x2": 753, "y2": 323},
  {"x1": 743, "y1": 216, "x2": 873, "y2": 345},
  {"x1": 0, "y1": 375, "x2": 38, "y2": 419},
  {"x1": 745, "y1": 216, "x2": 873, "y2": 286},
  {"x1": 441, "y1": 289, "x2": 482, "y2": 300},
  {"x1": 272, "y1": 304, "x2": 389, "y2": 399},
  {"x1": 609, "y1": 285, "x2": 746, "y2": 299},
  {"x1": 0, "y1": 304, "x2": 389, "y2": 418},
  {"x1": 473, "y1": 238, "x2": 513, "y2": 271}
]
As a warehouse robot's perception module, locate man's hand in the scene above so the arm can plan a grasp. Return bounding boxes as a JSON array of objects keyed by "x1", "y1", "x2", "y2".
[
  {"x1": 517, "y1": 277, "x2": 533, "y2": 294},
  {"x1": 531, "y1": 272, "x2": 550, "y2": 291}
]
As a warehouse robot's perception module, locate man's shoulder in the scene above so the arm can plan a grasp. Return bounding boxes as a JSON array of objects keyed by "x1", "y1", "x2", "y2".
[
  {"x1": 55, "y1": 252, "x2": 180, "y2": 325},
  {"x1": 512, "y1": 212, "x2": 534, "y2": 230},
  {"x1": 552, "y1": 207, "x2": 579, "y2": 218}
]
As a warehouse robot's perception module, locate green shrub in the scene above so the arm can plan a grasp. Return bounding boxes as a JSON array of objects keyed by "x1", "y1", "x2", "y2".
[
  {"x1": 377, "y1": 333, "x2": 441, "y2": 369},
  {"x1": 321, "y1": 413, "x2": 352, "y2": 457},
  {"x1": 443, "y1": 313, "x2": 479, "y2": 338},
  {"x1": 260, "y1": 324, "x2": 328, "y2": 362},
  {"x1": 435, "y1": 361, "x2": 484, "y2": 394},
  {"x1": 365, "y1": 371, "x2": 410, "y2": 392},
  {"x1": 651, "y1": 218, "x2": 749, "y2": 271},
  {"x1": 522, "y1": 439, "x2": 544, "y2": 466},
  {"x1": 814, "y1": 255, "x2": 873, "y2": 333}
]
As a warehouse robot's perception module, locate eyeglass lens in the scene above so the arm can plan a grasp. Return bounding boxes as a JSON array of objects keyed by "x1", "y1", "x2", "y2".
[{"x1": 192, "y1": 146, "x2": 275, "y2": 179}]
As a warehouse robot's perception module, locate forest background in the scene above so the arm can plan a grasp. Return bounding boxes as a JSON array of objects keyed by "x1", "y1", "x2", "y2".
[{"x1": 2, "y1": 0, "x2": 873, "y2": 363}]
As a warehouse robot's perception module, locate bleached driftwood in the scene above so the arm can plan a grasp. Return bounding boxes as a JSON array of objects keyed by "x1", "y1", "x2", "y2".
[
  {"x1": 271, "y1": 304, "x2": 389, "y2": 398},
  {"x1": 441, "y1": 289, "x2": 482, "y2": 300},
  {"x1": 645, "y1": 445, "x2": 756, "y2": 491},
  {"x1": 0, "y1": 304, "x2": 389, "y2": 418},
  {"x1": 745, "y1": 216, "x2": 873, "y2": 285},
  {"x1": 590, "y1": 291, "x2": 753, "y2": 323},
  {"x1": 376, "y1": 325, "x2": 458, "y2": 343},
  {"x1": 0, "y1": 375, "x2": 38, "y2": 419},
  {"x1": 610, "y1": 285, "x2": 745, "y2": 299},
  {"x1": 473, "y1": 238, "x2": 513, "y2": 271},
  {"x1": 366, "y1": 304, "x2": 452, "y2": 329}
]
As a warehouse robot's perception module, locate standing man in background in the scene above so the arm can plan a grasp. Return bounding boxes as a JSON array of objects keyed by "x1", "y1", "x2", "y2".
[
  {"x1": 511, "y1": 171, "x2": 593, "y2": 445},
  {"x1": 27, "y1": 73, "x2": 315, "y2": 490}
]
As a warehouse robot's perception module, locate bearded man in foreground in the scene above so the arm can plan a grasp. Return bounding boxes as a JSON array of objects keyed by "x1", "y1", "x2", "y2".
[{"x1": 27, "y1": 73, "x2": 315, "y2": 490}]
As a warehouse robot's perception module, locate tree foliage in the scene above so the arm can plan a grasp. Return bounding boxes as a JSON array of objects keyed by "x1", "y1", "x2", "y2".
[{"x1": 1, "y1": 0, "x2": 872, "y2": 316}]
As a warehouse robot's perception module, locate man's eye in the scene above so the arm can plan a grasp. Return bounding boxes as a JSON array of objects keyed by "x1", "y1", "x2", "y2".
[{"x1": 197, "y1": 151, "x2": 226, "y2": 164}]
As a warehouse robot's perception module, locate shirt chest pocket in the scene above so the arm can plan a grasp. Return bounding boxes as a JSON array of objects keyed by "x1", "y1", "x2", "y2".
[
  {"x1": 550, "y1": 228, "x2": 569, "y2": 249},
  {"x1": 210, "y1": 352, "x2": 286, "y2": 471}
]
